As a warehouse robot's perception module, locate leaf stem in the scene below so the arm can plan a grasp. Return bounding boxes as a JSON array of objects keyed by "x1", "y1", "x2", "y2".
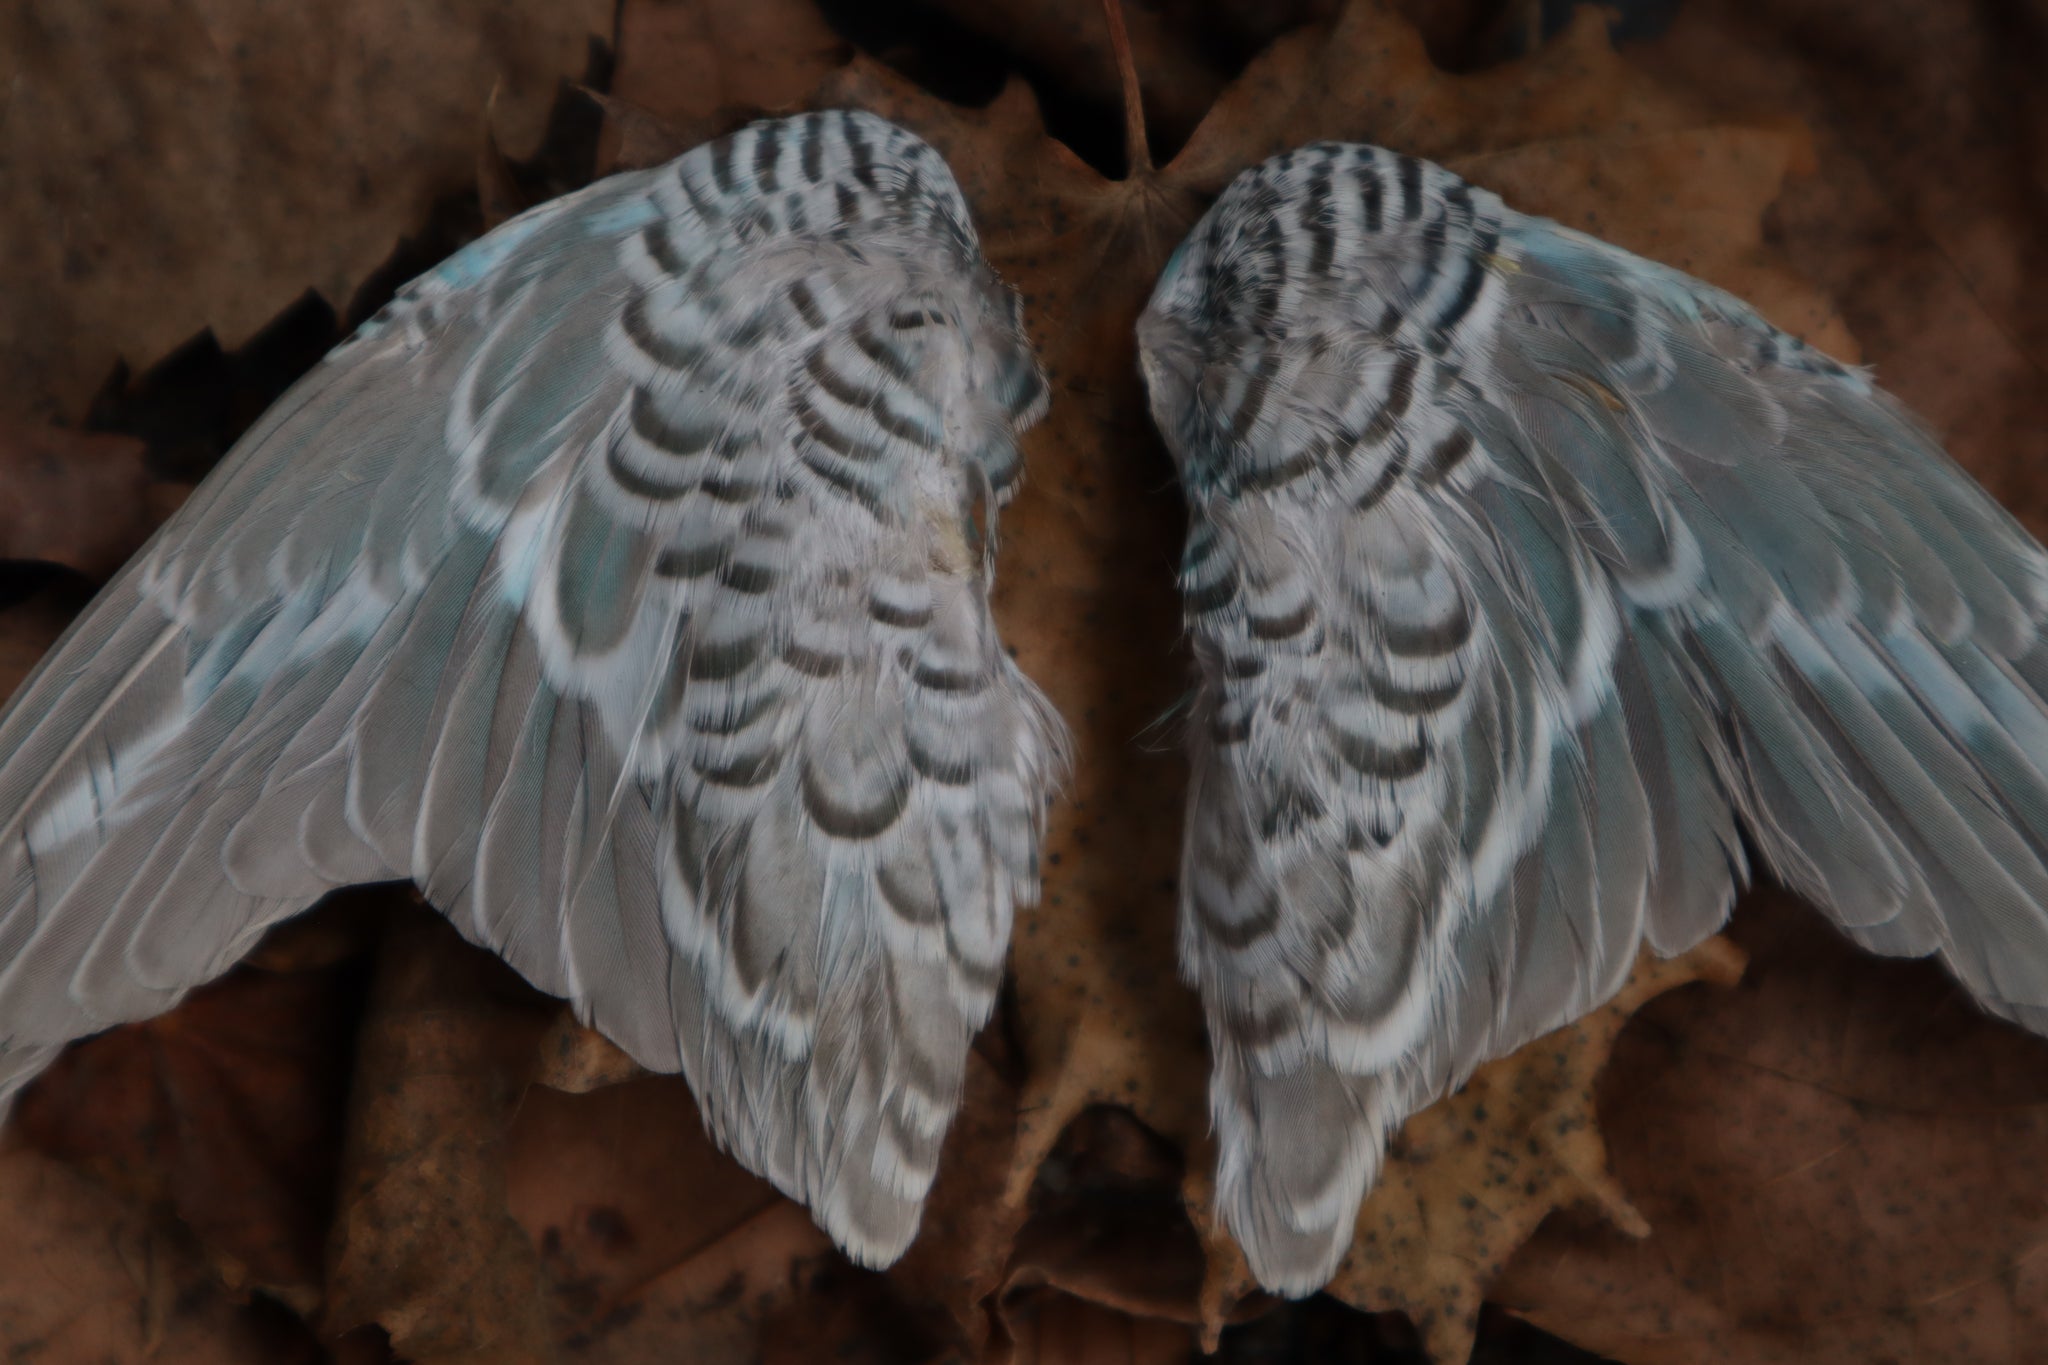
[{"x1": 1098, "y1": 0, "x2": 1151, "y2": 176}]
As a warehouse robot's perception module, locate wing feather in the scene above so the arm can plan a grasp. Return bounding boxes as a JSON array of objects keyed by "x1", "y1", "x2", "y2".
[
  {"x1": 0, "y1": 111, "x2": 1064, "y2": 1267},
  {"x1": 1141, "y1": 141, "x2": 2048, "y2": 1292}
]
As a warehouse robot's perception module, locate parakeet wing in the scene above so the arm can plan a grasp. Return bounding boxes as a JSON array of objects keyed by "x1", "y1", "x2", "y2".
[
  {"x1": 0, "y1": 111, "x2": 1065, "y2": 1264},
  {"x1": 1139, "y1": 143, "x2": 2048, "y2": 1293}
]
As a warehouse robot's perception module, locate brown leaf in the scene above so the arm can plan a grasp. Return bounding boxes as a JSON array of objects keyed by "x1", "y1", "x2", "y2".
[
  {"x1": 13, "y1": 948, "x2": 364, "y2": 1307},
  {"x1": 0, "y1": 1135, "x2": 327, "y2": 1362},
  {"x1": 503, "y1": 1074, "x2": 804, "y2": 1358},
  {"x1": 0, "y1": 421, "x2": 185, "y2": 576},
  {"x1": 903, "y1": 0, "x2": 1334, "y2": 155},
  {"x1": 477, "y1": 100, "x2": 529, "y2": 232},
  {"x1": 1626, "y1": 0, "x2": 2048, "y2": 531},
  {"x1": 0, "y1": 582, "x2": 87, "y2": 702},
  {"x1": 1498, "y1": 896, "x2": 2048, "y2": 1365},
  {"x1": 1, "y1": 0, "x2": 609, "y2": 422},
  {"x1": 323, "y1": 900, "x2": 558, "y2": 1363},
  {"x1": 1007, "y1": 1291, "x2": 1200, "y2": 1365},
  {"x1": 884, "y1": 1043, "x2": 1032, "y2": 1347},
  {"x1": 1003, "y1": 1106, "x2": 1211, "y2": 1332},
  {"x1": 529, "y1": 1012, "x2": 648, "y2": 1094},
  {"x1": 599, "y1": 0, "x2": 850, "y2": 170},
  {"x1": 240, "y1": 887, "x2": 392, "y2": 975},
  {"x1": 1305, "y1": 943, "x2": 1743, "y2": 1361},
  {"x1": 510, "y1": 1072, "x2": 879, "y2": 1364},
  {"x1": 1167, "y1": 1, "x2": 1705, "y2": 192}
]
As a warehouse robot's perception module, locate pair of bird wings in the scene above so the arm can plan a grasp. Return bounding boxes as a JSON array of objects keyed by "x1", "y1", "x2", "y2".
[{"x1": 1, "y1": 113, "x2": 2044, "y2": 1295}]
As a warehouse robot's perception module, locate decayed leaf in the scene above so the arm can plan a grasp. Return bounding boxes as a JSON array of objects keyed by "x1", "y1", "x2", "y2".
[
  {"x1": 0, "y1": 1136, "x2": 325, "y2": 1362},
  {"x1": 1295, "y1": 943, "x2": 1744, "y2": 1360},
  {"x1": 0, "y1": 421, "x2": 184, "y2": 577},
  {"x1": 1496, "y1": 896, "x2": 2048, "y2": 1365},
  {"x1": 530, "y1": 1013, "x2": 648, "y2": 1095},
  {"x1": 323, "y1": 900, "x2": 559, "y2": 1364},
  {"x1": 903, "y1": 0, "x2": 1333, "y2": 153},
  {"x1": 597, "y1": 0, "x2": 850, "y2": 166},
  {"x1": 13, "y1": 946, "x2": 365, "y2": 1308},
  {"x1": 514, "y1": 1067, "x2": 968, "y2": 1365},
  {"x1": 0, "y1": 584, "x2": 87, "y2": 703},
  {"x1": 1165, "y1": 0, "x2": 1704, "y2": 191},
  {"x1": 1007, "y1": 1292, "x2": 1199, "y2": 1365},
  {"x1": 1626, "y1": 0, "x2": 2048, "y2": 532},
  {"x1": 0, "y1": 0, "x2": 609, "y2": 422},
  {"x1": 1001, "y1": 1106, "x2": 1213, "y2": 1335},
  {"x1": 504, "y1": 1074, "x2": 809, "y2": 1360}
]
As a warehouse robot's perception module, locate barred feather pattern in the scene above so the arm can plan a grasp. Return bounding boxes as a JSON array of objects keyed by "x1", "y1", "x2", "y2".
[
  {"x1": 0, "y1": 111, "x2": 1067, "y2": 1265},
  {"x1": 1138, "y1": 142, "x2": 2048, "y2": 1294}
]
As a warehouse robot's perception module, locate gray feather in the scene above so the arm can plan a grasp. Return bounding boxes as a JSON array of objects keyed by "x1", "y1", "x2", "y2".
[
  {"x1": 0, "y1": 112, "x2": 1066, "y2": 1270},
  {"x1": 1141, "y1": 141, "x2": 2048, "y2": 1294}
]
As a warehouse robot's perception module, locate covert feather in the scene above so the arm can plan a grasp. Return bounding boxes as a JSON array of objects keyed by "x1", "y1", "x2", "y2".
[
  {"x1": 0, "y1": 112, "x2": 1066, "y2": 1266},
  {"x1": 1139, "y1": 142, "x2": 2048, "y2": 1295}
]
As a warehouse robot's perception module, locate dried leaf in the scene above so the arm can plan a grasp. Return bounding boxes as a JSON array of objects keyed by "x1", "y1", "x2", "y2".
[
  {"x1": 503, "y1": 1074, "x2": 800, "y2": 1359},
  {"x1": 1167, "y1": 1, "x2": 1704, "y2": 192},
  {"x1": 1498, "y1": 897, "x2": 2048, "y2": 1365},
  {"x1": 477, "y1": 102, "x2": 528, "y2": 232},
  {"x1": 1003, "y1": 1106, "x2": 1211, "y2": 1331},
  {"x1": 1007, "y1": 1292, "x2": 1200, "y2": 1365},
  {"x1": 239, "y1": 887, "x2": 391, "y2": 975},
  {"x1": 0, "y1": 583, "x2": 86, "y2": 702},
  {"x1": 0, "y1": 421, "x2": 181, "y2": 576},
  {"x1": 904, "y1": 0, "x2": 1333, "y2": 154},
  {"x1": 13, "y1": 949, "x2": 364, "y2": 1305},
  {"x1": 598, "y1": 0, "x2": 849, "y2": 169},
  {"x1": 1, "y1": 0, "x2": 609, "y2": 421},
  {"x1": 324, "y1": 900, "x2": 558, "y2": 1364},
  {"x1": 1304, "y1": 943, "x2": 1743, "y2": 1361},
  {"x1": 1626, "y1": 0, "x2": 2048, "y2": 530},
  {"x1": 884, "y1": 1046, "x2": 1032, "y2": 1347},
  {"x1": 530, "y1": 1012, "x2": 648, "y2": 1095},
  {"x1": 0, "y1": 1136, "x2": 325, "y2": 1361}
]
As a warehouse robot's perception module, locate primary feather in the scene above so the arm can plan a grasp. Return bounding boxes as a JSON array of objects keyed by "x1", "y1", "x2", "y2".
[
  {"x1": 0, "y1": 110, "x2": 1066, "y2": 1266},
  {"x1": 1139, "y1": 142, "x2": 2048, "y2": 1294}
]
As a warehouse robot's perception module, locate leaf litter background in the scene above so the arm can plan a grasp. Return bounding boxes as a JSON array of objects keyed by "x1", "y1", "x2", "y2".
[{"x1": 2, "y1": 0, "x2": 2046, "y2": 1361}]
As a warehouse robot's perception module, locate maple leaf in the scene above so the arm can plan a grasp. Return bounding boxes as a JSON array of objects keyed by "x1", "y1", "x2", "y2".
[{"x1": 791, "y1": 4, "x2": 1792, "y2": 1357}]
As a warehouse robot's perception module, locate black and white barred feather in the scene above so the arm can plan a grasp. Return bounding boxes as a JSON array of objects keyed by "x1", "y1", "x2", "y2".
[
  {"x1": 1139, "y1": 142, "x2": 2048, "y2": 1294},
  {"x1": 0, "y1": 111, "x2": 1066, "y2": 1265}
]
